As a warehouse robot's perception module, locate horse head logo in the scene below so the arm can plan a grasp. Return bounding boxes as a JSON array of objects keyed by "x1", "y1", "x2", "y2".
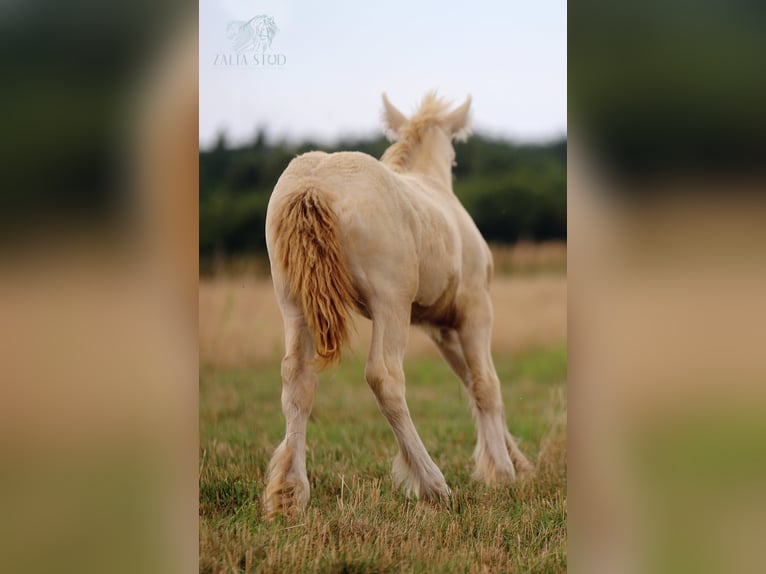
[{"x1": 227, "y1": 15, "x2": 279, "y2": 54}]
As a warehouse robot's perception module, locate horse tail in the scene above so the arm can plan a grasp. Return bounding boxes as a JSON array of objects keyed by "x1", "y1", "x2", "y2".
[{"x1": 274, "y1": 187, "x2": 359, "y2": 369}]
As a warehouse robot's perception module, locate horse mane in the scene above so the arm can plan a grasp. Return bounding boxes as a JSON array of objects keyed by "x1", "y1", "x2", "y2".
[{"x1": 381, "y1": 92, "x2": 453, "y2": 172}]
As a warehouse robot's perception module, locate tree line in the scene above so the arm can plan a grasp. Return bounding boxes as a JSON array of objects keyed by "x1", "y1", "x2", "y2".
[{"x1": 200, "y1": 131, "x2": 566, "y2": 261}]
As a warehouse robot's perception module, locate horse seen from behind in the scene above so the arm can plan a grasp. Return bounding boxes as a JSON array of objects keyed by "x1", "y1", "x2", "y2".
[{"x1": 263, "y1": 92, "x2": 534, "y2": 518}]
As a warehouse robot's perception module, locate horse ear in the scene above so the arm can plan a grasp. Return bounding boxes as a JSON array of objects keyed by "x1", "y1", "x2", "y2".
[
  {"x1": 446, "y1": 95, "x2": 472, "y2": 140},
  {"x1": 382, "y1": 93, "x2": 407, "y2": 138}
]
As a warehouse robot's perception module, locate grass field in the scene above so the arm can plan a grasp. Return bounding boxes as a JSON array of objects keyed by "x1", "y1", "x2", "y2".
[{"x1": 200, "y1": 272, "x2": 567, "y2": 573}]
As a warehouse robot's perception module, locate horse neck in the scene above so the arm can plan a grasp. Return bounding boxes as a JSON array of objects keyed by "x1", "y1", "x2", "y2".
[
  {"x1": 381, "y1": 129, "x2": 456, "y2": 188},
  {"x1": 406, "y1": 150, "x2": 453, "y2": 189}
]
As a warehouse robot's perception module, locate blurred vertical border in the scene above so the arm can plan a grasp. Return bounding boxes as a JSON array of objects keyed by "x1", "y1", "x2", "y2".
[
  {"x1": 0, "y1": 1, "x2": 198, "y2": 573},
  {"x1": 570, "y1": 1, "x2": 766, "y2": 573}
]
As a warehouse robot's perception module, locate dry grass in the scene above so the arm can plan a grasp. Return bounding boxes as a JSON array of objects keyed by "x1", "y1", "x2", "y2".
[
  {"x1": 200, "y1": 354, "x2": 567, "y2": 573},
  {"x1": 489, "y1": 241, "x2": 566, "y2": 276},
  {"x1": 199, "y1": 258, "x2": 567, "y2": 572},
  {"x1": 202, "y1": 242, "x2": 566, "y2": 280},
  {"x1": 199, "y1": 275, "x2": 566, "y2": 370}
]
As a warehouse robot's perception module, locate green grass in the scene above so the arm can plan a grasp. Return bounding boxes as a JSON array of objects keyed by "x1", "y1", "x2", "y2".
[{"x1": 200, "y1": 346, "x2": 567, "y2": 573}]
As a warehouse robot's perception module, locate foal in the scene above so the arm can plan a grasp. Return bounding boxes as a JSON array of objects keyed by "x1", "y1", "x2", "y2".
[{"x1": 263, "y1": 92, "x2": 533, "y2": 517}]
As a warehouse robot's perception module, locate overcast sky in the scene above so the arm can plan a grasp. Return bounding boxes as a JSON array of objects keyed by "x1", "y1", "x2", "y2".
[{"x1": 200, "y1": 0, "x2": 566, "y2": 149}]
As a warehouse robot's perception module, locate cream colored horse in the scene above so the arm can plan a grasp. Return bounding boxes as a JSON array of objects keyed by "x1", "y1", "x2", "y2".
[{"x1": 263, "y1": 92, "x2": 534, "y2": 518}]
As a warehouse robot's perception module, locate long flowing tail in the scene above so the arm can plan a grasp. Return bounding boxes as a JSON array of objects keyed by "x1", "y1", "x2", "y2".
[{"x1": 274, "y1": 187, "x2": 359, "y2": 368}]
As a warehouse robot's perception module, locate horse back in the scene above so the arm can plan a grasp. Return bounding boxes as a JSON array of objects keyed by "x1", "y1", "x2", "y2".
[{"x1": 268, "y1": 151, "x2": 488, "y2": 329}]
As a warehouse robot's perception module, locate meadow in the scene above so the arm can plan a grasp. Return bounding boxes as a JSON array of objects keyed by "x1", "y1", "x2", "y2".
[{"x1": 200, "y1": 245, "x2": 567, "y2": 573}]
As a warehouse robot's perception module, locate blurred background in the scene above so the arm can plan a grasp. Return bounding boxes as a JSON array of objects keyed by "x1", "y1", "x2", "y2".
[
  {"x1": 0, "y1": 1, "x2": 197, "y2": 573},
  {"x1": 199, "y1": 134, "x2": 566, "y2": 276},
  {"x1": 570, "y1": 1, "x2": 766, "y2": 573}
]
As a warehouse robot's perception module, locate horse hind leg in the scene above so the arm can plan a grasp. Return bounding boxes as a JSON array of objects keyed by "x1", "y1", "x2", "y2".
[
  {"x1": 263, "y1": 296, "x2": 317, "y2": 519},
  {"x1": 365, "y1": 305, "x2": 450, "y2": 501}
]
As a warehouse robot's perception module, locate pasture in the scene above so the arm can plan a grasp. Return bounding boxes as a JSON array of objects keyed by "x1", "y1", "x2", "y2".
[{"x1": 200, "y1": 260, "x2": 567, "y2": 573}]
